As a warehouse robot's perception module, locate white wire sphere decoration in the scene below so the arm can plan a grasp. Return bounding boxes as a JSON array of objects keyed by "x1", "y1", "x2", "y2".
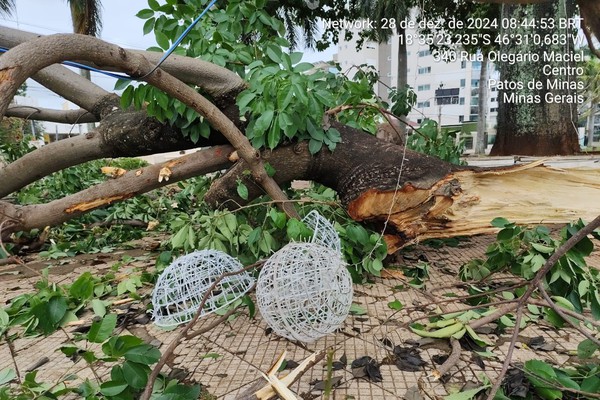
[
  {"x1": 302, "y1": 210, "x2": 341, "y2": 254},
  {"x1": 152, "y1": 249, "x2": 254, "y2": 328},
  {"x1": 256, "y1": 242, "x2": 354, "y2": 342}
]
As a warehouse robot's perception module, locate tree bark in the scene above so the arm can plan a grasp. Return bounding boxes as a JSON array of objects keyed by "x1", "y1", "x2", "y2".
[
  {"x1": 206, "y1": 124, "x2": 600, "y2": 252},
  {"x1": 490, "y1": 0, "x2": 580, "y2": 156},
  {"x1": 0, "y1": 109, "x2": 228, "y2": 198},
  {"x1": 0, "y1": 145, "x2": 233, "y2": 239}
]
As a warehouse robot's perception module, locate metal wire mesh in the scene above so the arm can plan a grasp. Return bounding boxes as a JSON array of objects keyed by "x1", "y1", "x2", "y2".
[
  {"x1": 152, "y1": 250, "x2": 254, "y2": 328},
  {"x1": 256, "y1": 242, "x2": 353, "y2": 342},
  {"x1": 302, "y1": 210, "x2": 341, "y2": 253}
]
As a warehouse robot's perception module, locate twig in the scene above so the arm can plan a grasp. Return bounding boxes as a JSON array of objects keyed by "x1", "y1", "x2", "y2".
[
  {"x1": 434, "y1": 338, "x2": 461, "y2": 379},
  {"x1": 528, "y1": 298, "x2": 600, "y2": 328},
  {"x1": 537, "y1": 284, "x2": 600, "y2": 347},
  {"x1": 140, "y1": 260, "x2": 265, "y2": 400},
  {"x1": 0, "y1": 256, "x2": 18, "y2": 266},
  {"x1": 484, "y1": 214, "x2": 600, "y2": 400},
  {"x1": 485, "y1": 307, "x2": 524, "y2": 400},
  {"x1": 4, "y1": 332, "x2": 21, "y2": 384}
]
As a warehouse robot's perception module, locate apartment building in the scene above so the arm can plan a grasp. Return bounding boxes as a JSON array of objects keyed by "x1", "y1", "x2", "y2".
[{"x1": 333, "y1": 27, "x2": 499, "y2": 151}]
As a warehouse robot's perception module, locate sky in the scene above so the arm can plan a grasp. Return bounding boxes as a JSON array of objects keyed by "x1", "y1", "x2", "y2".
[{"x1": 0, "y1": 0, "x2": 335, "y2": 120}]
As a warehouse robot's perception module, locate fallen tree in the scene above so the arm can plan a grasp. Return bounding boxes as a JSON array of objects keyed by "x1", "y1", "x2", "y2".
[{"x1": 1, "y1": 18, "x2": 599, "y2": 251}]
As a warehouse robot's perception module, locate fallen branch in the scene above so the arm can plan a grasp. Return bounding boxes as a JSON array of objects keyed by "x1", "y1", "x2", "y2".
[{"x1": 483, "y1": 214, "x2": 600, "y2": 400}]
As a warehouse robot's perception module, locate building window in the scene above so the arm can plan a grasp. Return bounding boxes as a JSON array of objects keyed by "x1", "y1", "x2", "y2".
[
  {"x1": 469, "y1": 115, "x2": 478, "y2": 122},
  {"x1": 459, "y1": 97, "x2": 465, "y2": 105},
  {"x1": 460, "y1": 79, "x2": 466, "y2": 87},
  {"x1": 459, "y1": 115, "x2": 464, "y2": 122},
  {"x1": 471, "y1": 97, "x2": 479, "y2": 106},
  {"x1": 491, "y1": 97, "x2": 497, "y2": 102},
  {"x1": 471, "y1": 79, "x2": 480, "y2": 87},
  {"x1": 418, "y1": 50, "x2": 431, "y2": 57},
  {"x1": 417, "y1": 101, "x2": 431, "y2": 108},
  {"x1": 387, "y1": 56, "x2": 392, "y2": 61},
  {"x1": 472, "y1": 61, "x2": 482, "y2": 69},
  {"x1": 417, "y1": 84, "x2": 431, "y2": 91},
  {"x1": 366, "y1": 41, "x2": 376, "y2": 49},
  {"x1": 418, "y1": 66, "x2": 431, "y2": 74},
  {"x1": 490, "y1": 107, "x2": 498, "y2": 112},
  {"x1": 461, "y1": 61, "x2": 466, "y2": 69},
  {"x1": 417, "y1": 118, "x2": 422, "y2": 124}
]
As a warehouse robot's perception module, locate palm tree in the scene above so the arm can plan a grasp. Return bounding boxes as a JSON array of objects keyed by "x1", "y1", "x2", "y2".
[
  {"x1": 0, "y1": 0, "x2": 15, "y2": 16},
  {"x1": 67, "y1": 0, "x2": 102, "y2": 37}
]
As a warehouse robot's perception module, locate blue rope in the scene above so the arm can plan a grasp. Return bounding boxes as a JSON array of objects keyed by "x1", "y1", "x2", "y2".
[{"x1": 0, "y1": 0, "x2": 218, "y2": 81}]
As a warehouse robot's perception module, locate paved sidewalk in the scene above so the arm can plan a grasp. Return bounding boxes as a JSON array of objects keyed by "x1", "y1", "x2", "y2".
[{"x1": 0, "y1": 234, "x2": 598, "y2": 399}]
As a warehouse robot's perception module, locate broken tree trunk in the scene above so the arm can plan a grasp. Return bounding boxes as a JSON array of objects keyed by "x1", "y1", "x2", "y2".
[{"x1": 206, "y1": 124, "x2": 600, "y2": 253}]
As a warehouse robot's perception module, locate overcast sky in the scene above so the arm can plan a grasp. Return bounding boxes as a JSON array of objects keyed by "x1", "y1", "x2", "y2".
[{"x1": 0, "y1": 0, "x2": 334, "y2": 116}]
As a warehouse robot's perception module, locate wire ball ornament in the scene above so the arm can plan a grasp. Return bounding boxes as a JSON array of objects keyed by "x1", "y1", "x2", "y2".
[
  {"x1": 302, "y1": 210, "x2": 341, "y2": 253},
  {"x1": 152, "y1": 250, "x2": 254, "y2": 328},
  {"x1": 256, "y1": 212, "x2": 353, "y2": 342}
]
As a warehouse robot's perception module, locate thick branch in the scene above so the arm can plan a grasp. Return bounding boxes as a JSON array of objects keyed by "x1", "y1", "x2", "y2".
[
  {"x1": 5, "y1": 106, "x2": 97, "y2": 124},
  {"x1": 0, "y1": 109, "x2": 228, "y2": 198},
  {"x1": 0, "y1": 26, "x2": 247, "y2": 100},
  {"x1": 1, "y1": 146, "x2": 233, "y2": 235},
  {"x1": 206, "y1": 124, "x2": 600, "y2": 252}
]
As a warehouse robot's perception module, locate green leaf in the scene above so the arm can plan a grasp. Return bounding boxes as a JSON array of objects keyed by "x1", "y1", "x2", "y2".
[
  {"x1": 124, "y1": 344, "x2": 161, "y2": 365},
  {"x1": 136, "y1": 8, "x2": 155, "y2": 19},
  {"x1": 581, "y1": 376, "x2": 600, "y2": 394},
  {"x1": 155, "y1": 31, "x2": 171, "y2": 50},
  {"x1": 524, "y1": 360, "x2": 562, "y2": 400},
  {"x1": 148, "y1": 0, "x2": 160, "y2": 11},
  {"x1": 0, "y1": 368, "x2": 16, "y2": 385},
  {"x1": 387, "y1": 299, "x2": 403, "y2": 310},
  {"x1": 122, "y1": 361, "x2": 149, "y2": 389},
  {"x1": 159, "y1": 384, "x2": 201, "y2": 400},
  {"x1": 349, "y1": 303, "x2": 367, "y2": 315},
  {"x1": 100, "y1": 380, "x2": 129, "y2": 396},
  {"x1": 577, "y1": 339, "x2": 599, "y2": 359},
  {"x1": 293, "y1": 62, "x2": 314, "y2": 73},
  {"x1": 120, "y1": 86, "x2": 135, "y2": 109},
  {"x1": 265, "y1": 44, "x2": 282, "y2": 63},
  {"x1": 444, "y1": 385, "x2": 488, "y2": 400},
  {"x1": 88, "y1": 313, "x2": 117, "y2": 343},
  {"x1": 102, "y1": 335, "x2": 144, "y2": 358},
  {"x1": 70, "y1": 272, "x2": 94, "y2": 301},
  {"x1": 114, "y1": 78, "x2": 131, "y2": 91},
  {"x1": 33, "y1": 296, "x2": 67, "y2": 335},
  {"x1": 254, "y1": 109, "x2": 274, "y2": 133},
  {"x1": 491, "y1": 217, "x2": 510, "y2": 228},
  {"x1": 308, "y1": 139, "x2": 322, "y2": 155},
  {"x1": 143, "y1": 17, "x2": 156, "y2": 35},
  {"x1": 0, "y1": 308, "x2": 9, "y2": 328},
  {"x1": 236, "y1": 181, "x2": 249, "y2": 200},
  {"x1": 532, "y1": 243, "x2": 554, "y2": 254}
]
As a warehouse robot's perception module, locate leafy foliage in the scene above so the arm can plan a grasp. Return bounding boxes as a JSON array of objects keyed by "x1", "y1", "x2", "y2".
[
  {"x1": 406, "y1": 119, "x2": 465, "y2": 165},
  {"x1": 460, "y1": 218, "x2": 600, "y2": 322}
]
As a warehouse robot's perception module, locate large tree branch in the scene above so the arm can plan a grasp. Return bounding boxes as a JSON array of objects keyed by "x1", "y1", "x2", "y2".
[
  {"x1": 0, "y1": 108, "x2": 228, "y2": 198},
  {"x1": 0, "y1": 145, "x2": 233, "y2": 236},
  {"x1": 0, "y1": 33, "x2": 295, "y2": 217},
  {"x1": 5, "y1": 106, "x2": 97, "y2": 124},
  {"x1": 0, "y1": 26, "x2": 248, "y2": 100},
  {"x1": 206, "y1": 124, "x2": 600, "y2": 252}
]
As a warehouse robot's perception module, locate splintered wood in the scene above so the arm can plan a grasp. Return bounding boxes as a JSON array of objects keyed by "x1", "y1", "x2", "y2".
[{"x1": 348, "y1": 161, "x2": 600, "y2": 253}]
